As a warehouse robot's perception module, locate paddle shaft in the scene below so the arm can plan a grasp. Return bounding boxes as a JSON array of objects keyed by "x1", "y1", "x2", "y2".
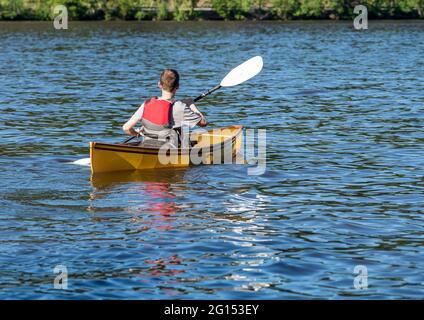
[
  {"x1": 129, "y1": 83, "x2": 221, "y2": 108},
  {"x1": 123, "y1": 84, "x2": 221, "y2": 144},
  {"x1": 193, "y1": 84, "x2": 221, "y2": 102}
]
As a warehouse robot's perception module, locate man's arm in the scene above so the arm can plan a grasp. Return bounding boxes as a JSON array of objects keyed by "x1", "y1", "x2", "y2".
[
  {"x1": 189, "y1": 103, "x2": 208, "y2": 127},
  {"x1": 123, "y1": 105, "x2": 143, "y2": 136},
  {"x1": 172, "y1": 100, "x2": 208, "y2": 128}
]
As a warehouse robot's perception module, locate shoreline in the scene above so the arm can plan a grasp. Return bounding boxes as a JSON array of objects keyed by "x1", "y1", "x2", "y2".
[
  {"x1": 1, "y1": 18, "x2": 423, "y2": 22},
  {"x1": 1, "y1": 16, "x2": 424, "y2": 22},
  {"x1": 1, "y1": 3, "x2": 424, "y2": 22}
]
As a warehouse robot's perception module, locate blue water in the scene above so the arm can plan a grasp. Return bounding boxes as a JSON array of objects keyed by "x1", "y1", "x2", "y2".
[{"x1": 1, "y1": 20, "x2": 424, "y2": 299}]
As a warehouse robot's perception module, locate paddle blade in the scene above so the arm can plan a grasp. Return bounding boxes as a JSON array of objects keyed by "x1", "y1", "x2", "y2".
[{"x1": 220, "y1": 56, "x2": 263, "y2": 87}]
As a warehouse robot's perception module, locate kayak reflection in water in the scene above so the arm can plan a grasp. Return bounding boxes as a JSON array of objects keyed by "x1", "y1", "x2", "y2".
[
  {"x1": 89, "y1": 169, "x2": 188, "y2": 232},
  {"x1": 137, "y1": 181, "x2": 178, "y2": 232},
  {"x1": 122, "y1": 69, "x2": 208, "y2": 147}
]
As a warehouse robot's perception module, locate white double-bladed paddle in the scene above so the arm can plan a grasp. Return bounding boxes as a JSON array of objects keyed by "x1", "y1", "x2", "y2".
[{"x1": 122, "y1": 56, "x2": 264, "y2": 144}]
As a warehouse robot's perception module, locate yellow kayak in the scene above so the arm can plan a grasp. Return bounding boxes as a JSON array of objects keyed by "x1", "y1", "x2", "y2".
[{"x1": 90, "y1": 125, "x2": 243, "y2": 174}]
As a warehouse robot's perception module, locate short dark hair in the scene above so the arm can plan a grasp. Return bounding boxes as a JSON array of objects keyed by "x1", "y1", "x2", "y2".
[{"x1": 160, "y1": 69, "x2": 179, "y2": 92}]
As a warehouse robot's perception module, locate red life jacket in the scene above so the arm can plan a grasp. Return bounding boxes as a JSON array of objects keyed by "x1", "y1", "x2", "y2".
[{"x1": 141, "y1": 97, "x2": 173, "y2": 136}]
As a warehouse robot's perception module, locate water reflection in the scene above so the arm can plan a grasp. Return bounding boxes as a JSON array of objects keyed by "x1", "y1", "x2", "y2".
[
  {"x1": 144, "y1": 255, "x2": 185, "y2": 277},
  {"x1": 89, "y1": 170, "x2": 190, "y2": 296},
  {"x1": 90, "y1": 168, "x2": 189, "y2": 189},
  {"x1": 89, "y1": 169, "x2": 189, "y2": 231}
]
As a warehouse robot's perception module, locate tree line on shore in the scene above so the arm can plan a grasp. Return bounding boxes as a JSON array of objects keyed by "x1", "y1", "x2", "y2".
[{"x1": 1, "y1": 0, "x2": 423, "y2": 21}]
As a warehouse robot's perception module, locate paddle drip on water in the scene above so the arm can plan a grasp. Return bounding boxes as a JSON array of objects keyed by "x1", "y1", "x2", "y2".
[{"x1": 73, "y1": 158, "x2": 91, "y2": 166}]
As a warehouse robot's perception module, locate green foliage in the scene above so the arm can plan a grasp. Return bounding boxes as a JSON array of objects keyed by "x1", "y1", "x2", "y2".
[
  {"x1": 394, "y1": 0, "x2": 420, "y2": 15},
  {"x1": 270, "y1": 0, "x2": 299, "y2": 19},
  {"x1": 212, "y1": 0, "x2": 254, "y2": 19},
  {"x1": 295, "y1": 0, "x2": 324, "y2": 17},
  {"x1": 0, "y1": 0, "x2": 26, "y2": 19},
  {"x1": 0, "y1": 0, "x2": 424, "y2": 20},
  {"x1": 135, "y1": 10, "x2": 147, "y2": 20},
  {"x1": 155, "y1": 0, "x2": 168, "y2": 20},
  {"x1": 173, "y1": 0, "x2": 198, "y2": 21},
  {"x1": 418, "y1": 0, "x2": 424, "y2": 16}
]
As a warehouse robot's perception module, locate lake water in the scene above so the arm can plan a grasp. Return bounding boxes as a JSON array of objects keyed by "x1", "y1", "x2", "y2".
[{"x1": 1, "y1": 20, "x2": 424, "y2": 299}]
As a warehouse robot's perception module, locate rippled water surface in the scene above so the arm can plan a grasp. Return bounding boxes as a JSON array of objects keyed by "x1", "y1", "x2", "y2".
[{"x1": 1, "y1": 21, "x2": 424, "y2": 299}]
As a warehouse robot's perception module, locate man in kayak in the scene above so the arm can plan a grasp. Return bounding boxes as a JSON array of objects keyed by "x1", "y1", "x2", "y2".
[{"x1": 122, "y1": 69, "x2": 207, "y2": 146}]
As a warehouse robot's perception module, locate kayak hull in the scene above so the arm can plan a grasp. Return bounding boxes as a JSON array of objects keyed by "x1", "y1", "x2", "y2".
[{"x1": 90, "y1": 125, "x2": 243, "y2": 174}]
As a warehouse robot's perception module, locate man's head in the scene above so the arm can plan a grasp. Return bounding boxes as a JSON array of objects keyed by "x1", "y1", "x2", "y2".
[{"x1": 159, "y1": 69, "x2": 179, "y2": 93}]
